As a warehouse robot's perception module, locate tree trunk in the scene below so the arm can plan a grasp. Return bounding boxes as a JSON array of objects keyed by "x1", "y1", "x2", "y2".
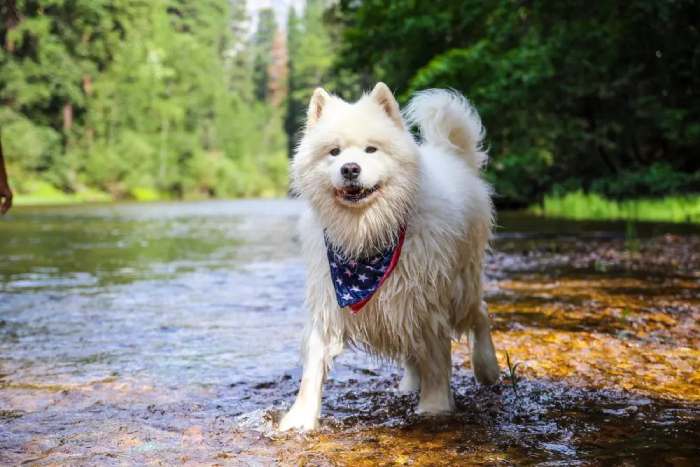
[
  {"x1": 3, "y1": 0, "x2": 20, "y2": 52},
  {"x1": 63, "y1": 103, "x2": 73, "y2": 131}
]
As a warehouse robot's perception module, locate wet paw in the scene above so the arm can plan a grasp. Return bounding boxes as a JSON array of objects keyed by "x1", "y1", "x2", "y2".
[
  {"x1": 472, "y1": 344, "x2": 500, "y2": 385},
  {"x1": 278, "y1": 405, "x2": 318, "y2": 432},
  {"x1": 473, "y1": 355, "x2": 500, "y2": 385},
  {"x1": 416, "y1": 400, "x2": 454, "y2": 415},
  {"x1": 416, "y1": 390, "x2": 455, "y2": 415}
]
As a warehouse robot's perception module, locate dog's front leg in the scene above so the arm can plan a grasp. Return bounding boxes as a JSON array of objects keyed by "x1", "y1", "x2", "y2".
[
  {"x1": 279, "y1": 324, "x2": 337, "y2": 431},
  {"x1": 416, "y1": 334, "x2": 455, "y2": 414}
]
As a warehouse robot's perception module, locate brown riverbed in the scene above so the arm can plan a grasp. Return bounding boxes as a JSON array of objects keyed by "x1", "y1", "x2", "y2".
[{"x1": 1, "y1": 201, "x2": 698, "y2": 465}]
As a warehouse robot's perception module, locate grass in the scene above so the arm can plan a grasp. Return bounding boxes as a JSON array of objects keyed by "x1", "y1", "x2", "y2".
[
  {"x1": 531, "y1": 191, "x2": 700, "y2": 224},
  {"x1": 13, "y1": 181, "x2": 111, "y2": 206},
  {"x1": 505, "y1": 351, "x2": 521, "y2": 398},
  {"x1": 12, "y1": 173, "x2": 289, "y2": 207},
  {"x1": 14, "y1": 181, "x2": 700, "y2": 224}
]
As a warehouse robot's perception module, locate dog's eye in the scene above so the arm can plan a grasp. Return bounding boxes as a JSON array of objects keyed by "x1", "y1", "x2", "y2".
[
  {"x1": 329, "y1": 147, "x2": 341, "y2": 156},
  {"x1": 365, "y1": 146, "x2": 377, "y2": 154}
]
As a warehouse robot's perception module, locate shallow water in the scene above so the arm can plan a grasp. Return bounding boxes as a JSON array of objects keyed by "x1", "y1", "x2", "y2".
[{"x1": 1, "y1": 200, "x2": 698, "y2": 465}]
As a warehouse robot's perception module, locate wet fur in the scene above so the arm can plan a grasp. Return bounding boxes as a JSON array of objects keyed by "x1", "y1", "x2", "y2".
[{"x1": 280, "y1": 84, "x2": 500, "y2": 431}]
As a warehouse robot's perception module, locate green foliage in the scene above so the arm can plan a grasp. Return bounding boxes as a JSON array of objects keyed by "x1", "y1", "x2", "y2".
[
  {"x1": 4, "y1": 0, "x2": 698, "y2": 209},
  {"x1": 332, "y1": 0, "x2": 700, "y2": 207},
  {"x1": 1, "y1": 0, "x2": 288, "y2": 202},
  {"x1": 532, "y1": 191, "x2": 700, "y2": 224},
  {"x1": 12, "y1": 179, "x2": 110, "y2": 205},
  {"x1": 590, "y1": 163, "x2": 700, "y2": 199},
  {"x1": 285, "y1": 0, "x2": 352, "y2": 156},
  {"x1": 253, "y1": 9, "x2": 277, "y2": 102},
  {"x1": 0, "y1": 108, "x2": 61, "y2": 176}
]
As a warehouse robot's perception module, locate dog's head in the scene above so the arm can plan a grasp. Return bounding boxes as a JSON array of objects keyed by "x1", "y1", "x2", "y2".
[{"x1": 292, "y1": 83, "x2": 419, "y2": 256}]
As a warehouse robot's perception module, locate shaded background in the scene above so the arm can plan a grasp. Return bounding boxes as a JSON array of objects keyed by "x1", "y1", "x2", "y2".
[{"x1": 1, "y1": 0, "x2": 698, "y2": 221}]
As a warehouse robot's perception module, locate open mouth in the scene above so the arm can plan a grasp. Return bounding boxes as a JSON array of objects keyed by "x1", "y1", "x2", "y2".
[{"x1": 335, "y1": 184, "x2": 381, "y2": 204}]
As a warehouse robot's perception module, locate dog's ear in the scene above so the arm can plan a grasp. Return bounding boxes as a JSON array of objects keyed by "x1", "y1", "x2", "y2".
[
  {"x1": 369, "y1": 82, "x2": 403, "y2": 128},
  {"x1": 307, "y1": 87, "x2": 330, "y2": 128}
]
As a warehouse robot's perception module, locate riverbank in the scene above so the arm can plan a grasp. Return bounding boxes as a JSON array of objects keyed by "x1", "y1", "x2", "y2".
[
  {"x1": 12, "y1": 181, "x2": 285, "y2": 206},
  {"x1": 14, "y1": 187, "x2": 700, "y2": 225},
  {"x1": 530, "y1": 191, "x2": 700, "y2": 224}
]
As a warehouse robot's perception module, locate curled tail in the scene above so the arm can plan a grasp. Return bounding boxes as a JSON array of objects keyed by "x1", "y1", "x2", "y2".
[{"x1": 404, "y1": 89, "x2": 487, "y2": 170}]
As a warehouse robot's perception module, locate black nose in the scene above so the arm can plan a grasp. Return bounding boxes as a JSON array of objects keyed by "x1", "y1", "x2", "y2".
[{"x1": 341, "y1": 162, "x2": 361, "y2": 180}]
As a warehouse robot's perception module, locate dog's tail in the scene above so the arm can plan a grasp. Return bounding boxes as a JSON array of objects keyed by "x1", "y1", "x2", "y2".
[{"x1": 404, "y1": 89, "x2": 487, "y2": 170}]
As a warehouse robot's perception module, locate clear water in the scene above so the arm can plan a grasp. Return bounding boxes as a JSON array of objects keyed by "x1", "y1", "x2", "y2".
[{"x1": 1, "y1": 200, "x2": 698, "y2": 465}]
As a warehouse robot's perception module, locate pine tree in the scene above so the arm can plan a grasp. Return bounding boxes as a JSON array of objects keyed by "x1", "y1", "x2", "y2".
[
  {"x1": 284, "y1": 0, "x2": 337, "y2": 158},
  {"x1": 252, "y1": 9, "x2": 276, "y2": 103}
]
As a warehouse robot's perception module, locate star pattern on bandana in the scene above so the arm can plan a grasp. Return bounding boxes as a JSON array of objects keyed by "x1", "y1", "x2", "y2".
[{"x1": 325, "y1": 228, "x2": 406, "y2": 313}]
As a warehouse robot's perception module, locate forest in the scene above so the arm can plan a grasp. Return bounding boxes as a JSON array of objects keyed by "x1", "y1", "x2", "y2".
[{"x1": 1, "y1": 0, "x2": 698, "y2": 213}]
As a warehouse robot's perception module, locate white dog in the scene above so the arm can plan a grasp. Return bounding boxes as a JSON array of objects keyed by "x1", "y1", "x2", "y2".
[{"x1": 280, "y1": 83, "x2": 499, "y2": 431}]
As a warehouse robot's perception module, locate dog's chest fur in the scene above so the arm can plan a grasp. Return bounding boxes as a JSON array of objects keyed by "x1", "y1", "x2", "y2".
[{"x1": 300, "y1": 204, "x2": 488, "y2": 363}]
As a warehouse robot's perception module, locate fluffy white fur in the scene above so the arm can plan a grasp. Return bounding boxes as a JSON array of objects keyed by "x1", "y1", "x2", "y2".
[{"x1": 280, "y1": 83, "x2": 500, "y2": 431}]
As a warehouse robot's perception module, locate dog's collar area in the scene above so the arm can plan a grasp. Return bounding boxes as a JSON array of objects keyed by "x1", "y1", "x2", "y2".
[{"x1": 324, "y1": 227, "x2": 406, "y2": 313}]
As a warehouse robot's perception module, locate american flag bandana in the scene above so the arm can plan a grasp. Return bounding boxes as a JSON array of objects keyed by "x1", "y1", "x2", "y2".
[{"x1": 325, "y1": 227, "x2": 406, "y2": 313}]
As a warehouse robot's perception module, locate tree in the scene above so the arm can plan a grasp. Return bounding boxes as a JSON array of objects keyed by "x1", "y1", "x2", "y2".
[
  {"x1": 0, "y1": 0, "x2": 289, "y2": 200},
  {"x1": 252, "y1": 9, "x2": 276, "y2": 103},
  {"x1": 332, "y1": 0, "x2": 700, "y2": 206},
  {"x1": 285, "y1": 0, "x2": 340, "y2": 157}
]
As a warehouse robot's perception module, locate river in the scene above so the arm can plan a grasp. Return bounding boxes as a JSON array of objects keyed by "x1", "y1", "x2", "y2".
[{"x1": 1, "y1": 200, "x2": 698, "y2": 464}]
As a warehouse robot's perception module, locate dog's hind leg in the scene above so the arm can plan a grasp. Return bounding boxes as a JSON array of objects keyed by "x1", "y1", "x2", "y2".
[
  {"x1": 279, "y1": 324, "x2": 341, "y2": 431},
  {"x1": 398, "y1": 357, "x2": 420, "y2": 393},
  {"x1": 470, "y1": 301, "x2": 499, "y2": 385},
  {"x1": 416, "y1": 334, "x2": 455, "y2": 414}
]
